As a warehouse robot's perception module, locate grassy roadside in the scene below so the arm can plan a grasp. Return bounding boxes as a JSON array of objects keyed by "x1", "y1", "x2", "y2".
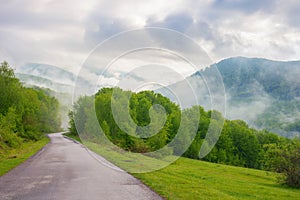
[
  {"x1": 0, "y1": 136, "x2": 50, "y2": 176},
  {"x1": 60, "y1": 135, "x2": 300, "y2": 199},
  {"x1": 63, "y1": 132, "x2": 82, "y2": 143},
  {"x1": 134, "y1": 158, "x2": 300, "y2": 200},
  {"x1": 88, "y1": 145, "x2": 300, "y2": 199},
  {"x1": 86, "y1": 141, "x2": 300, "y2": 199}
]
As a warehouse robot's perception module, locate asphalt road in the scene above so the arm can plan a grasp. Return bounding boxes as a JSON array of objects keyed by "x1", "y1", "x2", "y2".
[{"x1": 0, "y1": 132, "x2": 163, "y2": 200}]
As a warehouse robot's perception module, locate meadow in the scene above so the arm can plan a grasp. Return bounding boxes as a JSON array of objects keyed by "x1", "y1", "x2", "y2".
[{"x1": 79, "y1": 139, "x2": 300, "y2": 200}]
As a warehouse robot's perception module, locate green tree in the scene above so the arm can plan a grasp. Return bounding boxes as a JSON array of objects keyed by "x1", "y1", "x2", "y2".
[
  {"x1": 264, "y1": 141, "x2": 300, "y2": 188},
  {"x1": 0, "y1": 61, "x2": 61, "y2": 149}
]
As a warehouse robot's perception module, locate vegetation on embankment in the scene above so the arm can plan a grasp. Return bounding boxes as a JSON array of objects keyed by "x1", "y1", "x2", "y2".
[
  {"x1": 0, "y1": 136, "x2": 49, "y2": 176},
  {"x1": 63, "y1": 132, "x2": 82, "y2": 143}
]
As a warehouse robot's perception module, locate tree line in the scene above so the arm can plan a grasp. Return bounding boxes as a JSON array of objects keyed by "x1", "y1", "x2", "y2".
[
  {"x1": 69, "y1": 87, "x2": 300, "y2": 187},
  {"x1": 0, "y1": 61, "x2": 61, "y2": 151}
]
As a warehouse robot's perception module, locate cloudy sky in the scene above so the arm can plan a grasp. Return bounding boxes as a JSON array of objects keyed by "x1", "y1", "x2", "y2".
[{"x1": 1, "y1": 0, "x2": 300, "y2": 74}]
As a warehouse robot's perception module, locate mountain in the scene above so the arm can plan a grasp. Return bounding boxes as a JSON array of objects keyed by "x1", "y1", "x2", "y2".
[
  {"x1": 17, "y1": 63, "x2": 76, "y2": 85},
  {"x1": 209, "y1": 57, "x2": 300, "y2": 101},
  {"x1": 208, "y1": 57, "x2": 300, "y2": 138},
  {"x1": 16, "y1": 73, "x2": 74, "y2": 94},
  {"x1": 16, "y1": 63, "x2": 77, "y2": 93},
  {"x1": 15, "y1": 63, "x2": 79, "y2": 129},
  {"x1": 161, "y1": 57, "x2": 300, "y2": 138}
]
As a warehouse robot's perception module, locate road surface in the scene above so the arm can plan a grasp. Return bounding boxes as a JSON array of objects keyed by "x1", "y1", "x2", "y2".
[{"x1": 0, "y1": 132, "x2": 163, "y2": 200}]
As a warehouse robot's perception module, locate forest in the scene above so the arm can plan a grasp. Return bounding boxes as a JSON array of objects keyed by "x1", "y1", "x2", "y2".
[
  {"x1": 0, "y1": 61, "x2": 61, "y2": 153},
  {"x1": 69, "y1": 87, "x2": 300, "y2": 187}
]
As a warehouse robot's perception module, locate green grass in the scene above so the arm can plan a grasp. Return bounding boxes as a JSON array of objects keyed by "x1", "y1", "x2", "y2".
[
  {"x1": 85, "y1": 142, "x2": 300, "y2": 200},
  {"x1": 59, "y1": 134, "x2": 300, "y2": 199},
  {"x1": 0, "y1": 136, "x2": 50, "y2": 176},
  {"x1": 134, "y1": 158, "x2": 300, "y2": 200},
  {"x1": 86, "y1": 142, "x2": 175, "y2": 173},
  {"x1": 63, "y1": 132, "x2": 82, "y2": 143}
]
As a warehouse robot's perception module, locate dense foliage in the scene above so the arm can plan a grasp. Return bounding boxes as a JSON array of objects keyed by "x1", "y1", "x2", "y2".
[
  {"x1": 264, "y1": 141, "x2": 300, "y2": 187},
  {"x1": 70, "y1": 87, "x2": 300, "y2": 187},
  {"x1": 0, "y1": 61, "x2": 61, "y2": 151},
  {"x1": 70, "y1": 88, "x2": 181, "y2": 153}
]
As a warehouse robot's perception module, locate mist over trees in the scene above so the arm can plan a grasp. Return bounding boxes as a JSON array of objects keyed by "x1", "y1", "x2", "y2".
[
  {"x1": 0, "y1": 61, "x2": 61, "y2": 151},
  {"x1": 208, "y1": 57, "x2": 300, "y2": 138}
]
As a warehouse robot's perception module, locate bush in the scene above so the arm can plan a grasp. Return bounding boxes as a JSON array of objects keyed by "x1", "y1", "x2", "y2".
[
  {"x1": 265, "y1": 143, "x2": 300, "y2": 188},
  {"x1": 278, "y1": 147, "x2": 300, "y2": 187},
  {"x1": 0, "y1": 109, "x2": 22, "y2": 148}
]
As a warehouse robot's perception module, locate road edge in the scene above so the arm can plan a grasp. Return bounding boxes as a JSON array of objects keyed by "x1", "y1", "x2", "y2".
[{"x1": 63, "y1": 135, "x2": 165, "y2": 200}]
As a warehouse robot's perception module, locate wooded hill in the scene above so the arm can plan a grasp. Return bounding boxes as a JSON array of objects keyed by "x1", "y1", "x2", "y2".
[{"x1": 0, "y1": 61, "x2": 61, "y2": 153}]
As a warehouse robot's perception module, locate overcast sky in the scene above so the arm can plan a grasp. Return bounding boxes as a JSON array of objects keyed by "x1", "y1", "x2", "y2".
[{"x1": 1, "y1": 0, "x2": 300, "y2": 74}]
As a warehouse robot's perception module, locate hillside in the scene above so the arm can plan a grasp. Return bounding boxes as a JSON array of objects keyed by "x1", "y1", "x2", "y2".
[
  {"x1": 211, "y1": 57, "x2": 300, "y2": 101},
  {"x1": 162, "y1": 57, "x2": 300, "y2": 138},
  {"x1": 209, "y1": 57, "x2": 300, "y2": 138}
]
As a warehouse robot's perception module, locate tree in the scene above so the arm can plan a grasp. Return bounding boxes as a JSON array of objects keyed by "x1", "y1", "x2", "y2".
[
  {"x1": 0, "y1": 61, "x2": 61, "y2": 146},
  {"x1": 0, "y1": 61, "x2": 23, "y2": 115},
  {"x1": 265, "y1": 142, "x2": 300, "y2": 188},
  {"x1": 0, "y1": 61, "x2": 14, "y2": 77}
]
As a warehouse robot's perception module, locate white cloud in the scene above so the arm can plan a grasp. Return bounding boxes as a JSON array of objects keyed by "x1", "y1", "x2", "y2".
[{"x1": 0, "y1": 0, "x2": 300, "y2": 77}]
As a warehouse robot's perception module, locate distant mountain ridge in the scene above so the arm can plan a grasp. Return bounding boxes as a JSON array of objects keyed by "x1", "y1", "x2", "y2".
[
  {"x1": 164, "y1": 57, "x2": 300, "y2": 138},
  {"x1": 16, "y1": 63, "x2": 76, "y2": 85},
  {"x1": 15, "y1": 63, "x2": 78, "y2": 129},
  {"x1": 207, "y1": 57, "x2": 300, "y2": 101},
  {"x1": 16, "y1": 73, "x2": 74, "y2": 94},
  {"x1": 15, "y1": 63, "x2": 92, "y2": 94}
]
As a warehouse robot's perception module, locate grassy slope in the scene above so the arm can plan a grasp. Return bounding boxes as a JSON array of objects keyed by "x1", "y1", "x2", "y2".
[
  {"x1": 61, "y1": 135, "x2": 300, "y2": 199},
  {"x1": 134, "y1": 158, "x2": 300, "y2": 200},
  {"x1": 0, "y1": 136, "x2": 50, "y2": 176},
  {"x1": 85, "y1": 142, "x2": 300, "y2": 200}
]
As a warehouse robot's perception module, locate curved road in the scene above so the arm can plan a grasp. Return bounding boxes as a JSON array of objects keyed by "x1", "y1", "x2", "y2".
[{"x1": 0, "y1": 133, "x2": 162, "y2": 200}]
